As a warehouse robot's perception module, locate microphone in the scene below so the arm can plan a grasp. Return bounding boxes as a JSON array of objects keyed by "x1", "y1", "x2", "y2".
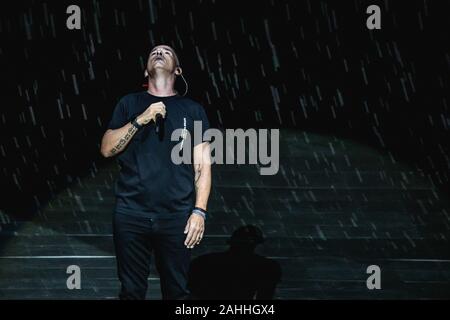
[{"x1": 155, "y1": 113, "x2": 164, "y2": 140}]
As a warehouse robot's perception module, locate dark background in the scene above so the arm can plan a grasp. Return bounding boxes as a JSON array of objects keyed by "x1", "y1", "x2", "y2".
[
  {"x1": 0, "y1": 0, "x2": 449, "y2": 300},
  {"x1": 0, "y1": 0, "x2": 448, "y2": 219}
]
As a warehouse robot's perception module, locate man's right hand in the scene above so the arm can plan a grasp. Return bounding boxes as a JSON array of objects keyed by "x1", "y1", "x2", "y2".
[{"x1": 136, "y1": 101, "x2": 166, "y2": 125}]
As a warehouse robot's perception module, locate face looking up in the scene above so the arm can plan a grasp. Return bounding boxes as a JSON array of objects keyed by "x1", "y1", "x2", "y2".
[{"x1": 146, "y1": 45, "x2": 180, "y2": 77}]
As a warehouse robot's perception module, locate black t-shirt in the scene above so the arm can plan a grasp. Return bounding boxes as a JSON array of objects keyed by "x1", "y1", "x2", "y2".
[{"x1": 106, "y1": 91, "x2": 210, "y2": 217}]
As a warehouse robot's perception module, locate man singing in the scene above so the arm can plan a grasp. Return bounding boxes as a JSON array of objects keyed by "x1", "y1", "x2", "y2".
[{"x1": 100, "y1": 44, "x2": 211, "y2": 300}]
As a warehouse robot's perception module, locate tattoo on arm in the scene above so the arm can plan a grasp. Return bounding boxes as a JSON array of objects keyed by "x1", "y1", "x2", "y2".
[{"x1": 110, "y1": 125, "x2": 138, "y2": 155}]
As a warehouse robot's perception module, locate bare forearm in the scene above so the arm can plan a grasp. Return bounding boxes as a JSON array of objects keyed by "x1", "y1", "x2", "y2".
[
  {"x1": 194, "y1": 164, "x2": 211, "y2": 210},
  {"x1": 100, "y1": 122, "x2": 139, "y2": 157}
]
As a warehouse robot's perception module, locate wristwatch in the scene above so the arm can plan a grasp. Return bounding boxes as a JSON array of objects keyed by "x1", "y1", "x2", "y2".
[{"x1": 131, "y1": 117, "x2": 144, "y2": 129}]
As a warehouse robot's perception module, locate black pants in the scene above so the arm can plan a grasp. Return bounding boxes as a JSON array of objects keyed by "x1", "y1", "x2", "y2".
[{"x1": 113, "y1": 211, "x2": 191, "y2": 300}]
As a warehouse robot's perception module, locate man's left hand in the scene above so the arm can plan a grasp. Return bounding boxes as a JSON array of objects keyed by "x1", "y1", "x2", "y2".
[{"x1": 184, "y1": 213, "x2": 205, "y2": 249}]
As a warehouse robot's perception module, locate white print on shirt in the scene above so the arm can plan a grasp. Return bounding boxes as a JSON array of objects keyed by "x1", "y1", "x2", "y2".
[{"x1": 180, "y1": 117, "x2": 187, "y2": 151}]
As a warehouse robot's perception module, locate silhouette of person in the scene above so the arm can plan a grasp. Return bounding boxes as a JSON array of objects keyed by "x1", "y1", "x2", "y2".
[{"x1": 187, "y1": 225, "x2": 282, "y2": 299}]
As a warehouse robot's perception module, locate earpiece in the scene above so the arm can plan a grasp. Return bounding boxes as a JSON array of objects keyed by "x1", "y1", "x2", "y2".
[
  {"x1": 175, "y1": 65, "x2": 189, "y2": 96},
  {"x1": 179, "y1": 72, "x2": 189, "y2": 97}
]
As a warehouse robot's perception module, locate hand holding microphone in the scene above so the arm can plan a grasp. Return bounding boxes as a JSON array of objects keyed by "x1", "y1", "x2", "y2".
[{"x1": 136, "y1": 101, "x2": 166, "y2": 126}]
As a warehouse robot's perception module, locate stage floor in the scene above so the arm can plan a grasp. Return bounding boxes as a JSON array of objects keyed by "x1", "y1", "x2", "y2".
[{"x1": 1, "y1": 130, "x2": 449, "y2": 299}]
